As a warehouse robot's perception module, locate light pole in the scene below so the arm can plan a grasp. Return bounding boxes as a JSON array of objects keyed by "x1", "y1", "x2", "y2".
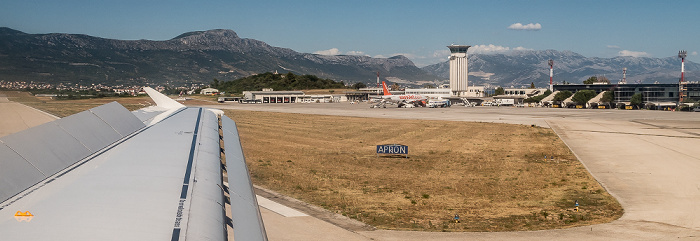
[{"x1": 548, "y1": 59, "x2": 554, "y2": 91}]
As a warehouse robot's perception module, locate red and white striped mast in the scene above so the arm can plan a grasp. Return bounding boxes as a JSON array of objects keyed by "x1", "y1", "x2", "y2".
[
  {"x1": 548, "y1": 59, "x2": 554, "y2": 91},
  {"x1": 678, "y1": 50, "x2": 688, "y2": 103},
  {"x1": 679, "y1": 50, "x2": 687, "y2": 82}
]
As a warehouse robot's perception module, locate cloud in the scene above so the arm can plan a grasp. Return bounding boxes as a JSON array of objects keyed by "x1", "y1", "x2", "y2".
[
  {"x1": 314, "y1": 48, "x2": 342, "y2": 55},
  {"x1": 607, "y1": 45, "x2": 621, "y2": 49},
  {"x1": 345, "y1": 50, "x2": 367, "y2": 56},
  {"x1": 691, "y1": 51, "x2": 698, "y2": 56},
  {"x1": 512, "y1": 46, "x2": 533, "y2": 51},
  {"x1": 467, "y1": 44, "x2": 532, "y2": 54},
  {"x1": 618, "y1": 50, "x2": 651, "y2": 57},
  {"x1": 314, "y1": 48, "x2": 369, "y2": 56},
  {"x1": 507, "y1": 23, "x2": 542, "y2": 31}
]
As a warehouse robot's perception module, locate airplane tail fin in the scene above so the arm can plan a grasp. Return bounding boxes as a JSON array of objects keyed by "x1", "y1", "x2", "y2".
[{"x1": 381, "y1": 81, "x2": 392, "y2": 96}]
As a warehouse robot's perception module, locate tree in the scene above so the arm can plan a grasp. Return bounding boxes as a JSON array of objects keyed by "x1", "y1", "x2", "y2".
[
  {"x1": 351, "y1": 82, "x2": 367, "y2": 89},
  {"x1": 630, "y1": 93, "x2": 643, "y2": 108},
  {"x1": 390, "y1": 83, "x2": 400, "y2": 91},
  {"x1": 553, "y1": 90, "x2": 573, "y2": 102},
  {"x1": 210, "y1": 78, "x2": 220, "y2": 89},
  {"x1": 423, "y1": 83, "x2": 436, "y2": 89},
  {"x1": 583, "y1": 76, "x2": 597, "y2": 85},
  {"x1": 571, "y1": 90, "x2": 597, "y2": 105},
  {"x1": 530, "y1": 82, "x2": 535, "y2": 89},
  {"x1": 600, "y1": 91, "x2": 614, "y2": 103},
  {"x1": 495, "y1": 87, "x2": 505, "y2": 96}
]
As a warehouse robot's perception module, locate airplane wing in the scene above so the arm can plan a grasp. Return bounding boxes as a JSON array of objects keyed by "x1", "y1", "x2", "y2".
[{"x1": 0, "y1": 88, "x2": 267, "y2": 241}]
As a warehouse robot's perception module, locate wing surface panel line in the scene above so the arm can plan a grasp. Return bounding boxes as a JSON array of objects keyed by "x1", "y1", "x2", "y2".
[
  {"x1": 0, "y1": 140, "x2": 47, "y2": 177},
  {"x1": 89, "y1": 108, "x2": 126, "y2": 138}
]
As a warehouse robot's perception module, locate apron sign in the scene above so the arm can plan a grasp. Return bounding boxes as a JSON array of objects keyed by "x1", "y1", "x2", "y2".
[{"x1": 376, "y1": 144, "x2": 408, "y2": 158}]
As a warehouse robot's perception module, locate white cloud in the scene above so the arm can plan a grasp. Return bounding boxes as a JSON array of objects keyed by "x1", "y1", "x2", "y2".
[
  {"x1": 314, "y1": 48, "x2": 369, "y2": 56},
  {"x1": 467, "y1": 44, "x2": 532, "y2": 54},
  {"x1": 618, "y1": 50, "x2": 651, "y2": 57},
  {"x1": 345, "y1": 50, "x2": 367, "y2": 56},
  {"x1": 314, "y1": 48, "x2": 341, "y2": 55},
  {"x1": 512, "y1": 46, "x2": 534, "y2": 51},
  {"x1": 691, "y1": 51, "x2": 698, "y2": 56},
  {"x1": 373, "y1": 54, "x2": 387, "y2": 58},
  {"x1": 507, "y1": 23, "x2": 542, "y2": 31},
  {"x1": 607, "y1": 45, "x2": 621, "y2": 49}
]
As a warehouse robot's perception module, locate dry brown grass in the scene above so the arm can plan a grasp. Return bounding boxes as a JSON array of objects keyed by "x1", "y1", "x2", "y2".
[
  {"x1": 1, "y1": 91, "x2": 154, "y2": 117},
  {"x1": 226, "y1": 109, "x2": 622, "y2": 232}
]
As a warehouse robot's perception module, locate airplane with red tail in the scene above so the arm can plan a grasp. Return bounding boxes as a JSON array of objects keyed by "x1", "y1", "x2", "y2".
[{"x1": 372, "y1": 81, "x2": 427, "y2": 107}]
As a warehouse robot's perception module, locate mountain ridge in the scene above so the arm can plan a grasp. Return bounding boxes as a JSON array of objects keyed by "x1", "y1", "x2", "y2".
[{"x1": 0, "y1": 27, "x2": 433, "y2": 86}]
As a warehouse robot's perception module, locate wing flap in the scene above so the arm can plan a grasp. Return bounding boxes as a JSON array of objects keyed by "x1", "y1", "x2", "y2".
[
  {"x1": 222, "y1": 115, "x2": 268, "y2": 241},
  {"x1": 182, "y1": 109, "x2": 228, "y2": 241}
]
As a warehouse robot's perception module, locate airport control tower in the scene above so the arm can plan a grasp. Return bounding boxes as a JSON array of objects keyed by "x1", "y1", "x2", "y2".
[{"x1": 447, "y1": 45, "x2": 471, "y2": 96}]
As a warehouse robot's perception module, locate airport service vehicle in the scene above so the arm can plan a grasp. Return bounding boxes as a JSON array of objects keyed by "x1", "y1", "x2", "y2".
[{"x1": 427, "y1": 99, "x2": 450, "y2": 108}]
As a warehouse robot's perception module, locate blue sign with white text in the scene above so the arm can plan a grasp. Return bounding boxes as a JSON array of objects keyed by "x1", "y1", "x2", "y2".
[{"x1": 376, "y1": 145, "x2": 408, "y2": 155}]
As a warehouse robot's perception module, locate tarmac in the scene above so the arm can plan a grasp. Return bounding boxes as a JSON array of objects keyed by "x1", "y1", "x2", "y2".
[
  {"x1": 0, "y1": 94, "x2": 59, "y2": 137},
  {"x1": 4, "y1": 97, "x2": 700, "y2": 240}
]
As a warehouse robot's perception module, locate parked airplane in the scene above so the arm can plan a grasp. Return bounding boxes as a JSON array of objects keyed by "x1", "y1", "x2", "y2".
[
  {"x1": 0, "y1": 88, "x2": 267, "y2": 241},
  {"x1": 371, "y1": 81, "x2": 427, "y2": 108}
]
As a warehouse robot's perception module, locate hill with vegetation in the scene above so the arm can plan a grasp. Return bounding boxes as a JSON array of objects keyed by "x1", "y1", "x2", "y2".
[{"x1": 212, "y1": 72, "x2": 346, "y2": 94}]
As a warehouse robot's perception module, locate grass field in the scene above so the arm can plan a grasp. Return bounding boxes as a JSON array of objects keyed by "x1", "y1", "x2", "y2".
[{"x1": 225, "y1": 109, "x2": 623, "y2": 232}]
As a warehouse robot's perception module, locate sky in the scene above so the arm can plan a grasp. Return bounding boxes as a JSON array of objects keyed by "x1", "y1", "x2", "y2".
[{"x1": 2, "y1": 0, "x2": 699, "y2": 67}]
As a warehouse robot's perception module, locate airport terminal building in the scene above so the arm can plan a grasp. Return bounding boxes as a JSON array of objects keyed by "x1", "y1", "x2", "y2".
[{"x1": 553, "y1": 82, "x2": 700, "y2": 106}]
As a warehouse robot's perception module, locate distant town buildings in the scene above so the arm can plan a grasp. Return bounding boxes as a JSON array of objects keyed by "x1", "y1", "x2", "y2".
[{"x1": 0, "y1": 80, "x2": 204, "y2": 96}]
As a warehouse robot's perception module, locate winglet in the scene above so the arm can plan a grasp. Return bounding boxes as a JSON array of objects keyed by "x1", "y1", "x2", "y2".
[
  {"x1": 381, "y1": 81, "x2": 392, "y2": 96},
  {"x1": 143, "y1": 87, "x2": 185, "y2": 109}
]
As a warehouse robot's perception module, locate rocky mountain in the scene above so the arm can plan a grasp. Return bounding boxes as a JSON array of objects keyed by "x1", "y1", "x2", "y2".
[
  {"x1": 0, "y1": 27, "x2": 436, "y2": 86},
  {"x1": 422, "y1": 50, "x2": 700, "y2": 88}
]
